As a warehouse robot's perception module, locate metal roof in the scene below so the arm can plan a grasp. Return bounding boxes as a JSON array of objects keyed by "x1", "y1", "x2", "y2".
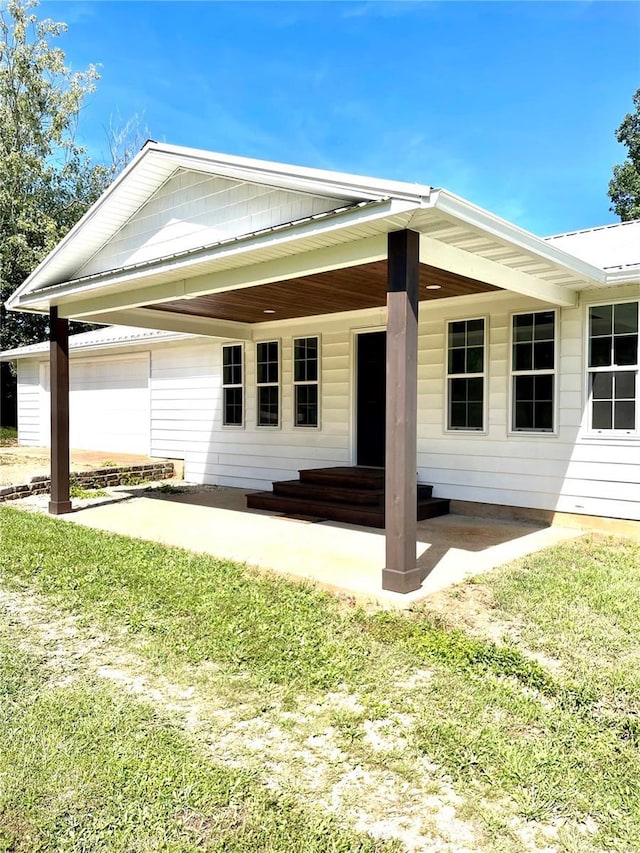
[
  {"x1": 0, "y1": 325, "x2": 190, "y2": 361},
  {"x1": 545, "y1": 219, "x2": 640, "y2": 272},
  {"x1": 9, "y1": 142, "x2": 433, "y2": 303},
  {"x1": 5, "y1": 142, "x2": 625, "y2": 324}
]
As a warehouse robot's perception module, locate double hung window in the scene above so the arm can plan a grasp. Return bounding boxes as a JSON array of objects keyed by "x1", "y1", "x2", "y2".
[
  {"x1": 511, "y1": 310, "x2": 556, "y2": 432},
  {"x1": 588, "y1": 302, "x2": 638, "y2": 433},
  {"x1": 256, "y1": 341, "x2": 280, "y2": 426},
  {"x1": 222, "y1": 344, "x2": 243, "y2": 426},
  {"x1": 293, "y1": 337, "x2": 319, "y2": 427},
  {"x1": 447, "y1": 318, "x2": 485, "y2": 431}
]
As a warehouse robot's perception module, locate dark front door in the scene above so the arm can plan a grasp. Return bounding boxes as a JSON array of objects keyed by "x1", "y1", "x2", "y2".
[{"x1": 356, "y1": 331, "x2": 386, "y2": 467}]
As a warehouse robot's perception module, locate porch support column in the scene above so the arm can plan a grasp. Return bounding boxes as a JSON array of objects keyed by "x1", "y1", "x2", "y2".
[
  {"x1": 382, "y1": 229, "x2": 420, "y2": 594},
  {"x1": 49, "y1": 306, "x2": 71, "y2": 515}
]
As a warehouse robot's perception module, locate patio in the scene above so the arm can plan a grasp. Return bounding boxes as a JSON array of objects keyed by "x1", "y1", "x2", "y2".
[{"x1": 23, "y1": 483, "x2": 582, "y2": 605}]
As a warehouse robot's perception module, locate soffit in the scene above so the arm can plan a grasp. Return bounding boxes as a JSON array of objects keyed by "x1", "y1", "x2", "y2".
[
  {"x1": 146, "y1": 261, "x2": 498, "y2": 324},
  {"x1": 410, "y1": 208, "x2": 594, "y2": 289}
]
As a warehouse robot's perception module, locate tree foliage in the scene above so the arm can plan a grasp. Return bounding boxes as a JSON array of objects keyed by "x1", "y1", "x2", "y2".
[
  {"x1": 608, "y1": 88, "x2": 640, "y2": 222},
  {"x1": 0, "y1": 0, "x2": 113, "y2": 355},
  {"x1": 0, "y1": 0, "x2": 147, "y2": 424}
]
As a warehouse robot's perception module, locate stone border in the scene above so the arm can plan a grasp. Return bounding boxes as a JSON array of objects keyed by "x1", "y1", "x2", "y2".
[{"x1": 0, "y1": 462, "x2": 174, "y2": 503}]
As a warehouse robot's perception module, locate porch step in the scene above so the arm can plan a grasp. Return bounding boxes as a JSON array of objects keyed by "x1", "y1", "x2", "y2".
[
  {"x1": 299, "y1": 466, "x2": 385, "y2": 489},
  {"x1": 247, "y1": 491, "x2": 386, "y2": 528},
  {"x1": 246, "y1": 466, "x2": 448, "y2": 528},
  {"x1": 274, "y1": 480, "x2": 383, "y2": 507}
]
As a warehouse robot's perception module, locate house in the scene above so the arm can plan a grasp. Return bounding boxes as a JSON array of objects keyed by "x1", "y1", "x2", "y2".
[{"x1": 2, "y1": 141, "x2": 639, "y2": 593}]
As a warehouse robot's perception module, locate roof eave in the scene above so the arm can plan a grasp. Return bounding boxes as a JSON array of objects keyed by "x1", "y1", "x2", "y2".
[
  {"x1": 430, "y1": 189, "x2": 606, "y2": 287},
  {"x1": 9, "y1": 197, "x2": 418, "y2": 312},
  {"x1": 603, "y1": 267, "x2": 640, "y2": 286},
  {"x1": 0, "y1": 328, "x2": 191, "y2": 361},
  {"x1": 9, "y1": 142, "x2": 433, "y2": 305}
]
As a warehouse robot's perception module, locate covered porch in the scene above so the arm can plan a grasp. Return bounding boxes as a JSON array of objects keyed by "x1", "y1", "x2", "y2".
[
  {"x1": 38, "y1": 481, "x2": 581, "y2": 605},
  {"x1": 7, "y1": 143, "x2": 603, "y2": 593}
]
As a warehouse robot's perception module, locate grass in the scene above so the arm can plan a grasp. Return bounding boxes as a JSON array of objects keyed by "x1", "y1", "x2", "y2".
[
  {"x1": 477, "y1": 536, "x2": 640, "y2": 709},
  {"x1": 147, "y1": 482, "x2": 188, "y2": 494},
  {"x1": 1, "y1": 506, "x2": 640, "y2": 851},
  {"x1": 70, "y1": 484, "x2": 108, "y2": 499},
  {"x1": 0, "y1": 426, "x2": 17, "y2": 445},
  {"x1": 0, "y1": 635, "x2": 397, "y2": 852}
]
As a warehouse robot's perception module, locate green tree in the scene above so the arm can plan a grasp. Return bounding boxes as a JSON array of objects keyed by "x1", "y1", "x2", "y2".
[
  {"x1": 608, "y1": 88, "x2": 640, "y2": 222},
  {"x1": 0, "y1": 0, "x2": 118, "y2": 424}
]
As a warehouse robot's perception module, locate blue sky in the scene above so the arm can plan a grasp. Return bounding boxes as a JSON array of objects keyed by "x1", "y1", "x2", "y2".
[{"x1": 42, "y1": 1, "x2": 640, "y2": 236}]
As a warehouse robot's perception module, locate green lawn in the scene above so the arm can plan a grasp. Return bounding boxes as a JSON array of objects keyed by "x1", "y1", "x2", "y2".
[
  {"x1": 0, "y1": 425, "x2": 17, "y2": 445},
  {"x1": 1, "y1": 505, "x2": 639, "y2": 852}
]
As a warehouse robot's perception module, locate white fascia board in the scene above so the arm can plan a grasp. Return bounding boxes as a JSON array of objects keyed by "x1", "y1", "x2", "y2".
[
  {"x1": 419, "y1": 235, "x2": 577, "y2": 307},
  {"x1": 429, "y1": 189, "x2": 606, "y2": 286},
  {"x1": 14, "y1": 200, "x2": 412, "y2": 312},
  {"x1": 147, "y1": 141, "x2": 432, "y2": 203},
  {"x1": 6, "y1": 145, "x2": 162, "y2": 308},
  {"x1": 603, "y1": 268, "x2": 640, "y2": 286}
]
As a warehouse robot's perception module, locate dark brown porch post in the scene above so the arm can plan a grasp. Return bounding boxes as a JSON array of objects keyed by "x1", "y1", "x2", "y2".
[
  {"x1": 49, "y1": 306, "x2": 71, "y2": 515},
  {"x1": 382, "y1": 229, "x2": 420, "y2": 593}
]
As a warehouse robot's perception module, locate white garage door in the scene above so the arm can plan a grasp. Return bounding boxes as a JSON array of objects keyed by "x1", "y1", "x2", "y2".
[{"x1": 41, "y1": 354, "x2": 150, "y2": 454}]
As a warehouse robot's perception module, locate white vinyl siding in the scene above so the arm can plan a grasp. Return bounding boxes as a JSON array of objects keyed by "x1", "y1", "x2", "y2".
[
  {"x1": 183, "y1": 321, "x2": 353, "y2": 489},
  {"x1": 41, "y1": 354, "x2": 150, "y2": 454},
  {"x1": 11, "y1": 282, "x2": 640, "y2": 520},
  {"x1": 416, "y1": 289, "x2": 639, "y2": 521},
  {"x1": 16, "y1": 360, "x2": 41, "y2": 446},
  {"x1": 78, "y1": 170, "x2": 348, "y2": 278},
  {"x1": 150, "y1": 340, "x2": 218, "y2": 460}
]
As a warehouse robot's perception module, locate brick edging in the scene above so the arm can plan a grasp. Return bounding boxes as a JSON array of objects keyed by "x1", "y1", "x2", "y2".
[{"x1": 0, "y1": 462, "x2": 175, "y2": 503}]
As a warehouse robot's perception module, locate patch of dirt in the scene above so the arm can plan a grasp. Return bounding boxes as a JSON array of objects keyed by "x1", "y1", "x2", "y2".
[
  {"x1": 419, "y1": 582, "x2": 510, "y2": 641},
  {"x1": 0, "y1": 450, "x2": 51, "y2": 485},
  {"x1": 0, "y1": 583, "x2": 569, "y2": 853},
  {"x1": 0, "y1": 445, "x2": 156, "y2": 486},
  {"x1": 418, "y1": 582, "x2": 565, "y2": 676}
]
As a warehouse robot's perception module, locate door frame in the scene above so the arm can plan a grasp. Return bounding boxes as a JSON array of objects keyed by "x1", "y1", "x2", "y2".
[{"x1": 350, "y1": 325, "x2": 386, "y2": 466}]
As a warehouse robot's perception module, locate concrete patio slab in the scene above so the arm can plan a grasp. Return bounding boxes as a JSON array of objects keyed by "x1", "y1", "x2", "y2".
[{"x1": 24, "y1": 484, "x2": 583, "y2": 606}]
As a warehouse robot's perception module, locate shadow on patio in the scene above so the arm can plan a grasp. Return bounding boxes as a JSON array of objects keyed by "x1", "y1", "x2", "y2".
[{"x1": 57, "y1": 483, "x2": 582, "y2": 605}]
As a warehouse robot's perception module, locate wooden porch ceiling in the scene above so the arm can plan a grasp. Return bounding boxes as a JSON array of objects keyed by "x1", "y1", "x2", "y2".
[{"x1": 145, "y1": 260, "x2": 499, "y2": 324}]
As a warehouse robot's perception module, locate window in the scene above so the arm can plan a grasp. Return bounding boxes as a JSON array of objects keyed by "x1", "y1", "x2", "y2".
[
  {"x1": 588, "y1": 302, "x2": 638, "y2": 433},
  {"x1": 222, "y1": 344, "x2": 243, "y2": 426},
  {"x1": 446, "y1": 318, "x2": 485, "y2": 430},
  {"x1": 256, "y1": 341, "x2": 279, "y2": 426},
  {"x1": 511, "y1": 310, "x2": 555, "y2": 432},
  {"x1": 293, "y1": 337, "x2": 319, "y2": 427}
]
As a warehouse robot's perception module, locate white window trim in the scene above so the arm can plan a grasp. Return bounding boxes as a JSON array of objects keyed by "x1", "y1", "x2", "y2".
[
  {"x1": 508, "y1": 308, "x2": 559, "y2": 437},
  {"x1": 584, "y1": 298, "x2": 639, "y2": 439},
  {"x1": 292, "y1": 335, "x2": 321, "y2": 429},
  {"x1": 256, "y1": 339, "x2": 281, "y2": 429},
  {"x1": 444, "y1": 316, "x2": 488, "y2": 435},
  {"x1": 221, "y1": 342, "x2": 244, "y2": 429}
]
